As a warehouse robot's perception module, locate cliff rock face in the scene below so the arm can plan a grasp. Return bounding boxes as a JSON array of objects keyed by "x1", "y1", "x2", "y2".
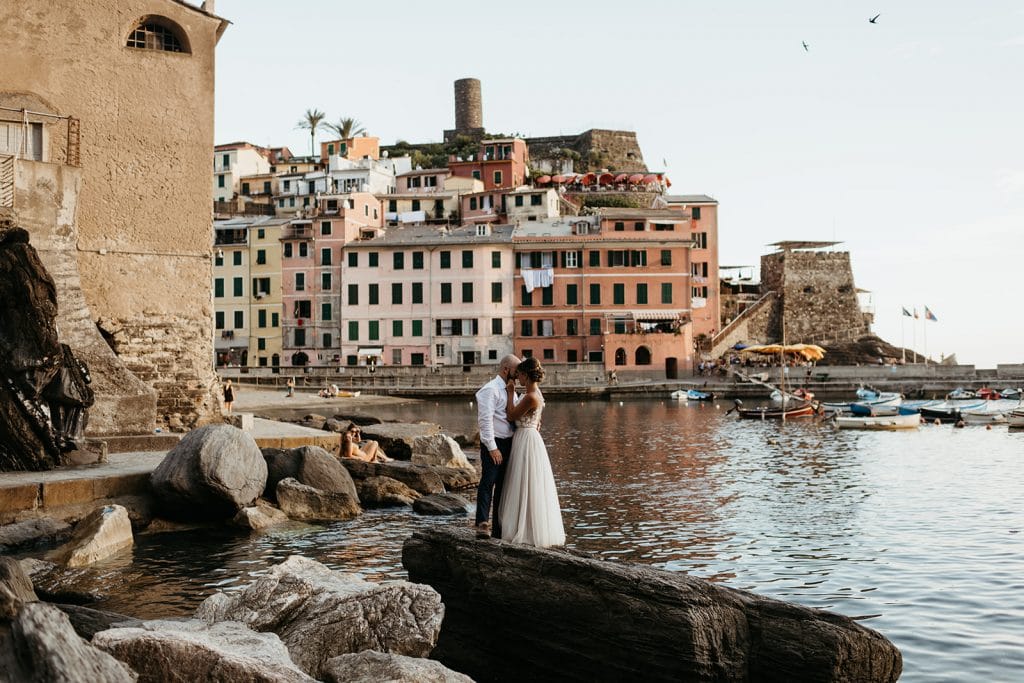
[{"x1": 403, "y1": 528, "x2": 903, "y2": 683}]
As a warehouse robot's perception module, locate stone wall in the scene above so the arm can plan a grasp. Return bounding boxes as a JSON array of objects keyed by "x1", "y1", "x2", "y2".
[
  {"x1": 0, "y1": 1, "x2": 227, "y2": 431},
  {"x1": 526, "y1": 129, "x2": 648, "y2": 173},
  {"x1": 760, "y1": 250, "x2": 869, "y2": 343}
]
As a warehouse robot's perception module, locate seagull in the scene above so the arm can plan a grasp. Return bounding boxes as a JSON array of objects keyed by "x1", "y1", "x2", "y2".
[
  {"x1": 802, "y1": 41, "x2": 809, "y2": 51},
  {"x1": 869, "y1": 14, "x2": 880, "y2": 24}
]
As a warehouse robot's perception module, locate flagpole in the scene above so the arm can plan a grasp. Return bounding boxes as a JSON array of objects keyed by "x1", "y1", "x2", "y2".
[
  {"x1": 912, "y1": 310, "x2": 917, "y2": 364},
  {"x1": 924, "y1": 316, "x2": 928, "y2": 365},
  {"x1": 901, "y1": 310, "x2": 906, "y2": 364}
]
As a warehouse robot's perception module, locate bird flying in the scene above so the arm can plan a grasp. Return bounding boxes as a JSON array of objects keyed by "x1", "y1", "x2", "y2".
[
  {"x1": 869, "y1": 14, "x2": 880, "y2": 24},
  {"x1": 802, "y1": 41, "x2": 809, "y2": 51}
]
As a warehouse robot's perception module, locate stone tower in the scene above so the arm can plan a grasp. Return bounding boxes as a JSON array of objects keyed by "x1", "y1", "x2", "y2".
[{"x1": 445, "y1": 78, "x2": 486, "y2": 142}]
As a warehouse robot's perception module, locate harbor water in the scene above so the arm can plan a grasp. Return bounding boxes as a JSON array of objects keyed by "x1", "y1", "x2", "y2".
[{"x1": 86, "y1": 398, "x2": 1022, "y2": 682}]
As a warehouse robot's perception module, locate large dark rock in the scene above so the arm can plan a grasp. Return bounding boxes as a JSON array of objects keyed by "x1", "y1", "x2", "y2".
[
  {"x1": 355, "y1": 476, "x2": 420, "y2": 508},
  {"x1": 262, "y1": 445, "x2": 359, "y2": 503},
  {"x1": 412, "y1": 493, "x2": 470, "y2": 516},
  {"x1": 276, "y1": 478, "x2": 361, "y2": 522},
  {"x1": 0, "y1": 225, "x2": 94, "y2": 472},
  {"x1": 402, "y1": 528, "x2": 903, "y2": 683},
  {"x1": 150, "y1": 424, "x2": 267, "y2": 520},
  {"x1": 0, "y1": 518, "x2": 72, "y2": 553},
  {"x1": 0, "y1": 603, "x2": 136, "y2": 682},
  {"x1": 341, "y1": 459, "x2": 445, "y2": 495},
  {"x1": 51, "y1": 603, "x2": 141, "y2": 640},
  {"x1": 195, "y1": 555, "x2": 444, "y2": 680}
]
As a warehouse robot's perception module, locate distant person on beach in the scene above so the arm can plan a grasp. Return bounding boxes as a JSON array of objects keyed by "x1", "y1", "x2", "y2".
[
  {"x1": 286, "y1": 377, "x2": 295, "y2": 397},
  {"x1": 341, "y1": 425, "x2": 391, "y2": 463},
  {"x1": 474, "y1": 354, "x2": 520, "y2": 538},
  {"x1": 222, "y1": 379, "x2": 235, "y2": 414}
]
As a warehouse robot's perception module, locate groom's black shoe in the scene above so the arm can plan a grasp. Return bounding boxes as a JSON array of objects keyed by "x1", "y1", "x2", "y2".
[{"x1": 474, "y1": 522, "x2": 491, "y2": 539}]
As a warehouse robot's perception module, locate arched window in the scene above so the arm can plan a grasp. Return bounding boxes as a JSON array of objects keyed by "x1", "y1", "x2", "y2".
[
  {"x1": 291, "y1": 351, "x2": 309, "y2": 367},
  {"x1": 635, "y1": 346, "x2": 652, "y2": 366},
  {"x1": 126, "y1": 17, "x2": 190, "y2": 53},
  {"x1": 614, "y1": 348, "x2": 627, "y2": 366}
]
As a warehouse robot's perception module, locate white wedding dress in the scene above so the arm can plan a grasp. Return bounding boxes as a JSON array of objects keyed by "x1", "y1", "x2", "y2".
[{"x1": 498, "y1": 399, "x2": 566, "y2": 547}]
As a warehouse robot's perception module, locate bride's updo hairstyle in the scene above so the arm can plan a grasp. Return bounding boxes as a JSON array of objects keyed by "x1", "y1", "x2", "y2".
[{"x1": 517, "y1": 357, "x2": 545, "y2": 383}]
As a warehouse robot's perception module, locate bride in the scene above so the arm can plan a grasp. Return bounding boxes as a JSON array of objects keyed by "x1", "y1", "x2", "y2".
[{"x1": 498, "y1": 357, "x2": 566, "y2": 547}]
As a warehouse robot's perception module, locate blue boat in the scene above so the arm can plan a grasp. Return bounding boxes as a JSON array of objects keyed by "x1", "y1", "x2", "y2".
[{"x1": 671, "y1": 389, "x2": 715, "y2": 401}]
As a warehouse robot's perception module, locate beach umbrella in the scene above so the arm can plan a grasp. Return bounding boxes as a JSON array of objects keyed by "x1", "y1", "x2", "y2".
[{"x1": 536, "y1": 175, "x2": 551, "y2": 185}]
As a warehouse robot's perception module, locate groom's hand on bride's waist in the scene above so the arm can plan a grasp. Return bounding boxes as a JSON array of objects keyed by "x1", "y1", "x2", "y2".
[{"x1": 489, "y1": 448, "x2": 503, "y2": 465}]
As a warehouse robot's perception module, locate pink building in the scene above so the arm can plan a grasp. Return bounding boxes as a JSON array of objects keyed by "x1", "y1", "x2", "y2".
[
  {"x1": 448, "y1": 138, "x2": 528, "y2": 190},
  {"x1": 665, "y1": 195, "x2": 720, "y2": 342}
]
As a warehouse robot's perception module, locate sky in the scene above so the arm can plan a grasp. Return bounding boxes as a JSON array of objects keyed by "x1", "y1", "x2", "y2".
[{"x1": 212, "y1": 1, "x2": 1024, "y2": 368}]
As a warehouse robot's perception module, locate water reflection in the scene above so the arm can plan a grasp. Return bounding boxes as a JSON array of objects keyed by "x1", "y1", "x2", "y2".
[{"x1": 86, "y1": 398, "x2": 1023, "y2": 682}]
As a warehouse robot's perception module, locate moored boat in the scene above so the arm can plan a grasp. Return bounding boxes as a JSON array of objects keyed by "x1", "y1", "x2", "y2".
[
  {"x1": 737, "y1": 401, "x2": 818, "y2": 420},
  {"x1": 920, "y1": 401, "x2": 985, "y2": 423},
  {"x1": 961, "y1": 406, "x2": 1008, "y2": 425},
  {"x1": 671, "y1": 389, "x2": 714, "y2": 401},
  {"x1": 835, "y1": 407, "x2": 921, "y2": 430},
  {"x1": 770, "y1": 387, "x2": 815, "y2": 404},
  {"x1": 1008, "y1": 409, "x2": 1024, "y2": 428}
]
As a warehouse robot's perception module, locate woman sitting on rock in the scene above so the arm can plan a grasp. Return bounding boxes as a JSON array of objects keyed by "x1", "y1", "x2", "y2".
[{"x1": 341, "y1": 425, "x2": 391, "y2": 463}]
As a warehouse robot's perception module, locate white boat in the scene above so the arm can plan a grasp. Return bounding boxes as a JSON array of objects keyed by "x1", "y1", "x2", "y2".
[
  {"x1": 835, "y1": 409, "x2": 921, "y2": 430},
  {"x1": 961, "y1": 404, "x2": 1012, "y2": 425},
  {"x1": 1008, "y1": 409, "x2": 1024, "y2": 428}
]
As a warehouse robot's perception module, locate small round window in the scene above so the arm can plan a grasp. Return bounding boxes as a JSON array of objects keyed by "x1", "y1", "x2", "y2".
[{"x1": 127, "y1": 18, "x2": 189, "y2": 53}]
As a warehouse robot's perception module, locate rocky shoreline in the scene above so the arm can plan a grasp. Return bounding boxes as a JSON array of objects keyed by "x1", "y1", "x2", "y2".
[{"x1": 0, "y1": 415, "x2": 903, "y2": 681}]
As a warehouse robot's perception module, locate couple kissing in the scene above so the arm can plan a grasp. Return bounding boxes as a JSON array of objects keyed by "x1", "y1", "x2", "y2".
[{"x1": 474, "y1": 355, "x2": 565, "y2": 548}]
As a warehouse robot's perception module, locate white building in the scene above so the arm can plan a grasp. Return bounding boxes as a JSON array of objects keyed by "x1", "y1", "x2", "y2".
[{"x1": 214, "y1": 142, "x2": 272, "y2": 202}]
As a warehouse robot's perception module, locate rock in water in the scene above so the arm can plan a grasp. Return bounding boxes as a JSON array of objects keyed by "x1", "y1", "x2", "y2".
[
  {"x1": 52, "y1": 505, "x2": 133, "y2": 567},
  {"x1": 411, "y1": 434, "x2": 473, "y2": 469},
  {"x1": 1, "y1": 603, "x2": 136, "y2": 682},
  {"x1": 92, "y1": 619, "x2": 312, "y2": 682},
  {"x1": 355, "y1": 476, "x2": 421, "y2": 507},
  {"x1": 150, "y1": 424, "x2": 267, "y2": 520},
  {"x1": 276, "y1": 478, "x2": 361, "y2": 522},
  {"x1": 233, "y1": 501, "x2": 291, "y2": 530},
  {"x1": 0, "y1": 557, "x2": 38, "y2": 620},
  {"x1": 262, "y1": 445, "x2": 359, "y2": 503},
  {"x1": 412, "y1": 493, "x2": 470, "y2": 516},
  {"x1": 195, "y1": 555, "x2": 444, "y2": 679},
  {"x1": 340, "y1": 459, "x2": 445, "y2": 495},
  {"x1": 402, "y1": 528, "x2": 903, "y2": 683},
  {"x1": 322, "y1": 650, "x2": 474, "y2": 683}
]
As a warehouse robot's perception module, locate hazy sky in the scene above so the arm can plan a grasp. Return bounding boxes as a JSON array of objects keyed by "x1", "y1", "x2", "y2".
[{"x1": 213, "y1": 1, "x2": 1024, "y2": 368}]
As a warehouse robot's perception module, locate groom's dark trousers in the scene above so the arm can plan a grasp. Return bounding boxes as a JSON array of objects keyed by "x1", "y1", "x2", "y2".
[{"x1": 476, "y1": 435, "x2": 514, "y2": 538}]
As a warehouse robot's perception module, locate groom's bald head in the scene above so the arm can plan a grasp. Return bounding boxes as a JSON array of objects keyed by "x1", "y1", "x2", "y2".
[{"x1": 498, "y1": 354, "x2": 521, "y2": 378}]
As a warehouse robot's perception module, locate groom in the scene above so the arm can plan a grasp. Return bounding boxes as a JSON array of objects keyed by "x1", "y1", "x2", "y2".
[{"x1": 474, "y1": 354, "x2": 520, "y2": 538}]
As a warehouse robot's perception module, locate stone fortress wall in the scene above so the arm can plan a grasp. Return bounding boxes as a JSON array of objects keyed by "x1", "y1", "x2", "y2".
[{"x1": 526, "y1": 129, "x2": 648, "y2": 173}]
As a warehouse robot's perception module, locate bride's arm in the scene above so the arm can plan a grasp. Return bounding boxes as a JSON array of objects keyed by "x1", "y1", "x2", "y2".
[{"x1": 506, "y1": 387, "x2": 537, "y2": 421}]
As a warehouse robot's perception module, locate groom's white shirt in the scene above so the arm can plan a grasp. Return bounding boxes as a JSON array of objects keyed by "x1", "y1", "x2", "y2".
[{"x1": 476, "y1": 374, "x2": 519, "y2": 452}]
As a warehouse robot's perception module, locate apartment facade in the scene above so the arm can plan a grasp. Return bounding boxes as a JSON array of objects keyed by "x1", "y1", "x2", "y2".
[
  {"x1": 340, "y1": 224, "x2": 516, "y2": 367},
  {"x1": 448, "y1": 138, "x2": 528, "y2": 190},
  {"x1": 665, "y1": 194, "x2": 720, "y2": 341},
  {"x1": 512, "y1": 211, "x2": 696, "y2": 377},
  {"x1": 214, "y1": 142, "x2": 272, "y2": 202}
]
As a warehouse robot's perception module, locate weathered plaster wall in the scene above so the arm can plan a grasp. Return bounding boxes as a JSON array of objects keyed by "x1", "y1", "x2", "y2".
[
  {"x1": 0, "y1": 0, "x2": 225, "y2": 429},
  {"x1": 12, "y1": 159, "x2": 156, "y2": 435}
]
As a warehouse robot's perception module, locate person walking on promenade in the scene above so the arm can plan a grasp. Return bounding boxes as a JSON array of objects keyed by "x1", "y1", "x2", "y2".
[
  {"x1": 222, "y1": 379, "x2": 235, "y2": 414},
  {"x1": 286, "y1": 377, "x2": 295, "y2": 397},
  {"x1": 474, "y1": 354, "x2": 520, "y2": 538}
]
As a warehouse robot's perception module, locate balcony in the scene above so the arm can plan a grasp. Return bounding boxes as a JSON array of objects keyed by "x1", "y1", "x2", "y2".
[
  {"x1": 214, "y1": 230, "x2": 248, "y2": 246},
  {"x1": 280, "y1": 223, "x2": 313, "y2": 241}
]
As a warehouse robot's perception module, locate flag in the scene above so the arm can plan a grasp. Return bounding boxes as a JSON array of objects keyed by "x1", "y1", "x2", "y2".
[
  {"x1": 913, "y1": 308, "x2": 919, "y2": 319},
  {"x1": 902, "y1": 307, "x2": 912, "y2": 317},
  {"x1": 925, "y1": 306, "x2": 938, "y2": 322}
]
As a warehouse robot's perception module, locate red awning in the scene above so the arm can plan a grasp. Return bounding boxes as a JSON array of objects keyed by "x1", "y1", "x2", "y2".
[
  {"x1": 580, "y1": 173, "x2": 596, "y2": 184},
  {"x1": 628, "y1": 173, "x2": 645, "y2": 184},
  {"x1": 642, "y1": 174, "x2": 659, "y2": 183},
  {"x1": 598, "y1": 172, "x2": 615, "y2": 185},
  {"x1": 613, "y1": 173, "x2": 629, "y2": 183},
  {"x1": 536, "y1": 175, "x2": 551, "y2": 185},
  {"x1": 551, "y1": 175, "x2": 565, "y2": 183}
]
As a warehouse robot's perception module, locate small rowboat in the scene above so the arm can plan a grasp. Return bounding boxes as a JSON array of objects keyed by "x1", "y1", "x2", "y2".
[
  {"x1": 961, "y1": 407, "x2": 1008, "y2": 425},
  {"x1": 1008, "y1": 409, "x2": 1024, "y2": 428},
  {"x1": 920, "y1": 401, "x2": 984, "y2": 423},
  {"x1": 672, "y1": 389, "x2": 714, "y2": 401},
  {"x1": 737, "y1": 401, "x2": 818, "y2": 420},
  {"x1": 835, "y1": 407, "x2": 921, "y2": 430}
]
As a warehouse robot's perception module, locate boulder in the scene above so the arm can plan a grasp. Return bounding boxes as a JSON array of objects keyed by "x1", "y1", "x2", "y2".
[
  {"x1": 233, "y1": 500, "x2": 292, "y2": 530},
  {"x1": 51, "y1": 603, "x2": 140, "y2": 640},
  {"x1": 111, "y1": 494, "x2": 156, "y2": 532},
  {"x1": 411, "y1": 434, "x2": 472, "y2": 469},
  {"x1": 93, "y1": 619, "x2": 313, "y2": 682},
  {"x1": 359, "y1": 422, "x2": 441, "y2": 460},
  {"x1": 0, "y1": 603, "x2": 136, "y2": 682},
  {"x1": 262, "y1": 445, "x2": 359, "y2": 503},
  {"x1": 150, "y1": 424, "x2": 267, "y2": 520},
  {"x1": 412, "y1": 493, "x2": 470, "y2": 516},
  {"x1": 433, "y1": 466, "x2": 479, "y2": 491},
  {"x1": 340, "y1": 459, "x2": 445, "y2": 495},
  {"x1": 322, "y1": 650, "x2": 474, "y2": 683},
  {"x1": 195, "y1": 555, "x2": 444, "y2": 679},
  {"x1": 355, "y1": 476, "x2": 420, "y2": 508},
  {"x1": 52, "y1": 504, "x2": 133, "y2": 567},
  {"x1": 1, "y1": 557, "x2": 38, "y2": 620},
  {"x1": 276, "y1": 478, "x2": 361, "y2": 522},
  {"x1": 299, "y1": 413, "x2": 328, "y2": 430},
  {"x1": 0, "y1": 518, "x2": 72, "y2": 553},
  {"x1": 402, "y1": 528, "x2": 903, "y2": 683},
  {"x1": 323, "y1": 418, "x2": 351, "y2": 433}
]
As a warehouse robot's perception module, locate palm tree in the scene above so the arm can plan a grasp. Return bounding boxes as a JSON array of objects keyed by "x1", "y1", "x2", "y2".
[
  {"x1": 296, "y1": 108, "x2": 327, "y2": 156},
  {"x1": 325, "y1": 117, "x2": 366, "y2": 141}
]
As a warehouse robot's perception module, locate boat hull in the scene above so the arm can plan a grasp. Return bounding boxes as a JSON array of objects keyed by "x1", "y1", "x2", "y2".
[
  {"x1": 738, "y1": 403, "x2": 817, "y2": 420},
  {"x1": 835, "y1": 413, "x2": 921, "y2": 430}
]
